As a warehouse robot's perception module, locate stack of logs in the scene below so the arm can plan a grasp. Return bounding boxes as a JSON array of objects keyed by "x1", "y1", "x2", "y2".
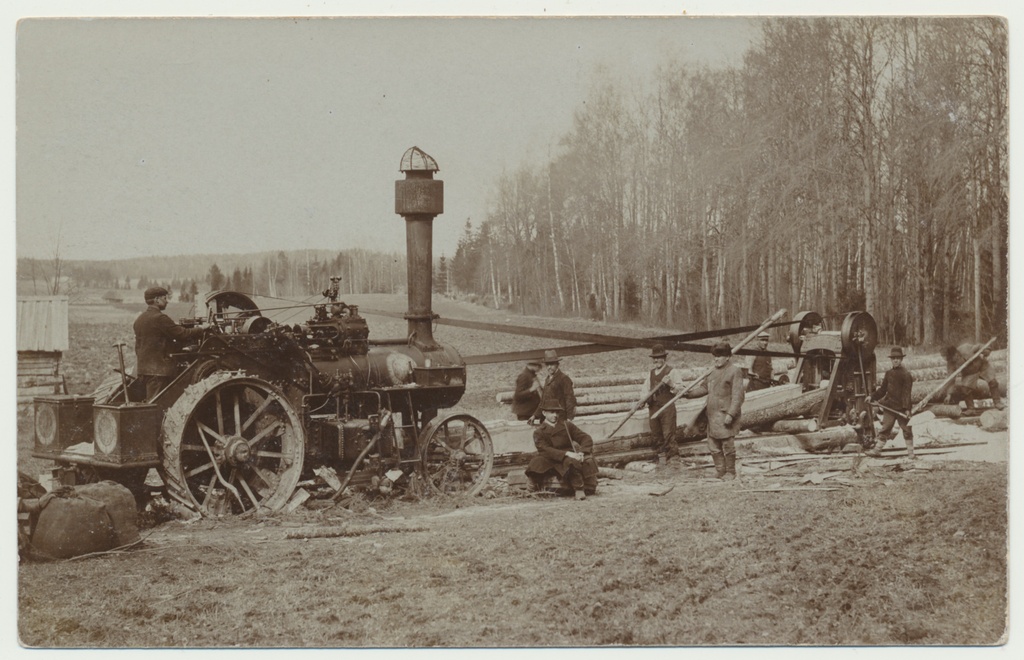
[{"x1": 495, "y1": 349, "x2": 1007, "y2": 419}]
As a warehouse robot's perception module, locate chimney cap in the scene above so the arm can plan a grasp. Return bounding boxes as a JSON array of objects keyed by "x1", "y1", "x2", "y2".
[{"x1": 399, "y1": 146, "x2": 439, "y2": 173}]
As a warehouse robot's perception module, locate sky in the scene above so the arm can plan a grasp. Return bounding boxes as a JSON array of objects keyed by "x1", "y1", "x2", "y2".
[
  {"x1": 12, "y1": 2, "x2": 1021, "y2": 266},
  {"x1": 13, "y1": 10, "x2": 762, "y2": 262}
]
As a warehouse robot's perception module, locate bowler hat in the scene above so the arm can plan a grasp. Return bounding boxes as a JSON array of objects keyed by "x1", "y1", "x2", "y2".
[
  {"x1": 543, "y1": 349, "x2": 561, "y2": 364},
  {"x1": 889, "y1": 347, "x2": 905, "y2": 358},
  {"x1": 711, "y1": 342, "x2": 732, "y2": 357},
  {"x1": 527, "y1": 359, "x2": 543, "y2": 368},
  {"x1": 539, "y1": 399, "x2": 564, "y2": 412},
  {"x1": 145, "y1": 286, "x2": 170, "y2": 302},
  {"x1": 650, "y1": 344, "x2": 667, "y2": 358}
]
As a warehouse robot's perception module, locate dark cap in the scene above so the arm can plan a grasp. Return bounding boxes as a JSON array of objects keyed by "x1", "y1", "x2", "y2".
[
  {"x1": 539, "y1": 399, "x2": 564, "y2": 412},
  {"x1": 145, "y1": 286, "x2": 170, "y2": 302},
  {"x1": 650, "y1": 344, "x2": 667, "y2": 358},
  {"x1": 527, "y1": 359, "x2": 543, "y2": 368},
  {"x1": 889, "y1": 347, "x2": 905, "y2": 358},
  {"x1": 711, "y1": 342, "x2": 732, "y2": 357}
]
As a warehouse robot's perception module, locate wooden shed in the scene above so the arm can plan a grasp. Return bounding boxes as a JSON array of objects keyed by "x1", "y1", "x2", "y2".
[{"x1": 16, "y1": 296, "x2": 69, "y2": 404}]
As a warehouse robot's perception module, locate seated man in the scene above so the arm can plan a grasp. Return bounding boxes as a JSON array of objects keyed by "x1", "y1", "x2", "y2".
[
  {"x1": 942, "y1": 344, "x2": 1004, "y2": 410},
  {"x1": 525, "y1": 400, "x2": 598, "y2": 500}
]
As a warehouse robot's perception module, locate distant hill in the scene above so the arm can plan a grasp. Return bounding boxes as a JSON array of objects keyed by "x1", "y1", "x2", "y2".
[{"x1": 16, "y1": 247, "x2": 407, "y2": 299}]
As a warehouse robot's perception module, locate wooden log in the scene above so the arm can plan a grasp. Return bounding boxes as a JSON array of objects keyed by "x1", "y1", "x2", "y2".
[
  {"x1": 906, "y1": 367, "x2": 952, "y2": 382},
  {"x1": 911, "y1": 371, "x2": 1007, "y2": 404},
  {"x1": 899, "y1": 350, "x2": 1006, "y2": 371},
  {"x1": 770, "y1": 418, "x2": 819, "y2": 433},
  {"x1": 728, "y1": 388, "x2": 827, "y2": 434},
  {"x1": 926, "y1": 404, "x2": 962, "y2": 420},
  {"x1": 569, "y1": 374, "x2": 644, "y2": 389},
  {"x1": 786, "y1": 426, "x2": 860, "y2": 453},
  {"x1": 575, "y1": 391, "x2": 645, "y2": 406},
  {"x1": 497, "y1": 382, "x2": 642, "y2": 404},
  {"x1": 980, "y1": 409, "x2": 1008, "y2": 431},
  {"x1": 577, "y1": 402, "x2": 634, "y2": 416}
]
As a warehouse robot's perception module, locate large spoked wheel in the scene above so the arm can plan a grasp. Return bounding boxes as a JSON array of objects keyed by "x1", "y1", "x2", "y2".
[
  {"x1": 160, "y1": 372, "x2": 305, "y2": 516},
  {"x1": 418, "y1": 414, "x2": 494, "y2": 497}
]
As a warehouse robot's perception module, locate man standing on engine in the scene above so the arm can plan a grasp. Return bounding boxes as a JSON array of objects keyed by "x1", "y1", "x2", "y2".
[
  {"x1": 134, "y1": 286, "x2": 204, "y2": 401},
  {"x1": 685, "y1": 342, "x2": 745, "y2": 480},
  {"x1": 866, "y1": 347, "x2": 915, "y2": 459}
]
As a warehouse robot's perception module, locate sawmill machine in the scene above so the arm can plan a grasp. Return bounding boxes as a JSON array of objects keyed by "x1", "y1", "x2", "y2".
[
  {"x1": 32, "y1": 147, "x2": 495, "y2": 515},
  {"x1": 787, "y1": 310, "x2": 879, "y2": 447}
]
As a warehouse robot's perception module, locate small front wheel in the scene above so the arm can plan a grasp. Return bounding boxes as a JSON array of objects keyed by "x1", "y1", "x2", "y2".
[{"x1": 418, "y1": 414, "x2": 494, "y2": 497}]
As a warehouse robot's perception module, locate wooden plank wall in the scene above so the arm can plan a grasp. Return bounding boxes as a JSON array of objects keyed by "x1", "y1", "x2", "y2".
[{"x1": 17, "y1": 351, "x2": 65, "y2": 404}]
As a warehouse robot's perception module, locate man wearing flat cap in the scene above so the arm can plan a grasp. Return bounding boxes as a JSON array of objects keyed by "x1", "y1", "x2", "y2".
[
  {"x1": 642, "y1": 344, "x2": 684, "y2": 463},
  {"x1": 134, "y1": 286, "x2": 205, "y2": 401},
  {"x1": 745, "y1": 331, "x2": 774, "y2": 392},
  {"x1": 867, "y1": 347, "x2": 915, "y2": 458},
  {"x1": 685, "y1": 342, "x2": 745, "y2": 480},
  {"x1": 525, "y1": 399, "x2": 598, "y2": 500},
  {"x1": 511, "y1": 359, "x2": 544, "y2": 421},
  {"x1": 540, "y1": 349, "x2": 577, "y2": 420}
]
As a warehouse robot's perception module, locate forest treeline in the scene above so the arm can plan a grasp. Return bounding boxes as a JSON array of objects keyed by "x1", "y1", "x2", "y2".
[
  {"x1": 448, "y1": 17, "x2": 1008, "y2": 347},
  {"x1": 17, "y1": 248, "x2": 407, "y2": 303}
]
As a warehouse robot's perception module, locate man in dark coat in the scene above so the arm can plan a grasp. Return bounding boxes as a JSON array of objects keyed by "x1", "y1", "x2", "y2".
[
  {"x1": 525, "y1": 400, "x2": 598, "y2": 500},
  {"x1": 867, "y1": 347, "x2": 915, "y2": 458},
  {"x1": 643, "y1": 344, "x2": 683, "y2": 463},
  {"x1": 511, "y1": 359, "x2": 544, "y2": 421},
  {"x1": 133, "y1": 286, "x2": 204, "y2": 401},
  {"x1": 745, "y1": 332, "x2": 774, "y2": 392},
  {"x1": 686, "y1": 342, "x2": 745, "y2": 480},
  {"x1": 541, "y1": 349, "x2": 577, "y2": 420}
]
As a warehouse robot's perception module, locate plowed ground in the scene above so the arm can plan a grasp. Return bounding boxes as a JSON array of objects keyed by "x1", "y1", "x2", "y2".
[{"x1": 15, "y1": 294, "x2": 1009, "y2": 648}]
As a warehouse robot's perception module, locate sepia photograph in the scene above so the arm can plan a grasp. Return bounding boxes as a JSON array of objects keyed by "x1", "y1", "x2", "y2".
[{"x1": 9, "y1": 1, "x2": 1019, "y2": 652}]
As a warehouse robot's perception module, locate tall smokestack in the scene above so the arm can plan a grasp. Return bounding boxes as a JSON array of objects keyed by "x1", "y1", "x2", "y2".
[{"x1": 395, "y1": 146, "x2": 443, "y2": 350}]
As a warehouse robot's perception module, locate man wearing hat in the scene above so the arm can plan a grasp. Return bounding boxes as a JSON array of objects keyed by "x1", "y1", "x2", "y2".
[
  {"x1": 642, "y1": 344, "x2": 684, "y2": 463},
  {"x1": 685, "y1": 342, "x2": 745, "y2": 479},
  {"x1": 745, "y1": 332, "x2": 774, "y2": 392},
  {"x1": 134, "y1": 286, "x2": 205, "y2": 401},
  {"x1": 541, "y1": 349, "x2": 577, "y2": 420},
  {"x1": 525, "y1": 399, "x2": 598, "y2": 500},
  {"x1": 867, "y1": 347, "x2": 915, "y2": 458},
  {"x1": 511, "y1": 359, "x2": 544, "y2": 421}
]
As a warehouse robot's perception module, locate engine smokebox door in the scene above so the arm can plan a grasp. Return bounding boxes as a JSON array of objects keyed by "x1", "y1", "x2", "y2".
[
  {"x1": 32, "y1": 395, "x2": 95, "y2": 459},
  {"x1": 92, "y1": 403, "x2": 163, "y2": 465}
]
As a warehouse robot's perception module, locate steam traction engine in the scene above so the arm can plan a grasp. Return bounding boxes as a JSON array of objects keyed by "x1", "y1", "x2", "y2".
[{"x1": 32, "y1": 148, "x2": 495, "y2": 516}]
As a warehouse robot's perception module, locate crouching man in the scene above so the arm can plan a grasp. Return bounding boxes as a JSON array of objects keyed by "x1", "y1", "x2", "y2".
[{"x1": 525, "y1": 400, "x2": 598, "y2": 500}]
